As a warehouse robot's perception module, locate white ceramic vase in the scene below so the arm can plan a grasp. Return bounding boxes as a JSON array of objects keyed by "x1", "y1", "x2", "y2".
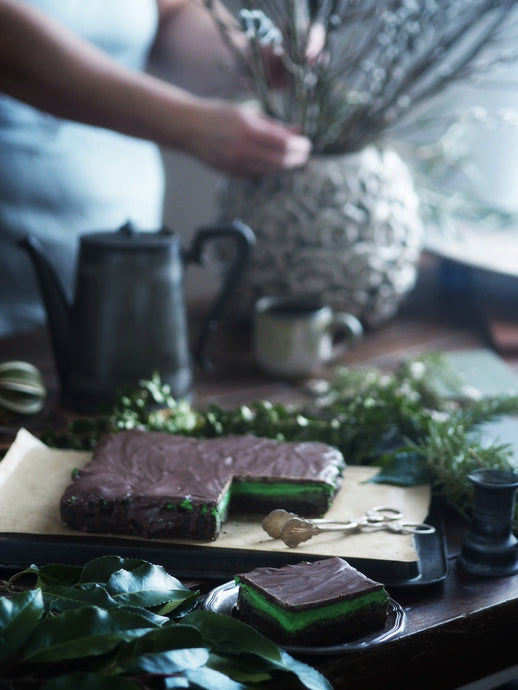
[{"x1": 217, "y1": 146, "x2": 424, "y2": 327}]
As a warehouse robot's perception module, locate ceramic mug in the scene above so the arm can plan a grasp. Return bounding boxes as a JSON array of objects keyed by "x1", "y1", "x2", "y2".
[{"x1": 253, "y1": 296, "x2": 363, "y2": 378}]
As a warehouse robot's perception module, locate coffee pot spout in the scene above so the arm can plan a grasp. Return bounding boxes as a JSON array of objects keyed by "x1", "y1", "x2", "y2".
[{"x1": 19, "y1": 235, "x2": 71, "y2": 387}]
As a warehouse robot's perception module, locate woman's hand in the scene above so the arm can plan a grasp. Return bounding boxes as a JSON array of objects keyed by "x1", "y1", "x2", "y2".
[{"x1": 186, "y1": 100, "x2": 311, "y2": 176}]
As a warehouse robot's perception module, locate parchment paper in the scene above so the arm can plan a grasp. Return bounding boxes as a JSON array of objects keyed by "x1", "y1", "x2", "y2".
[{"x1": 0, "y1": 429, "x2": 431, "y2": 563}]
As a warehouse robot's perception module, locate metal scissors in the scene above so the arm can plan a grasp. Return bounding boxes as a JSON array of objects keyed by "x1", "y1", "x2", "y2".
[{"x1": 262, "y1": 506, "x2": 436, "y2": 548}]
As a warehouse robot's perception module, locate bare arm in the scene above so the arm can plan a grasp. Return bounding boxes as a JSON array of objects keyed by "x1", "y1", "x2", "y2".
[{"x1": 0, "y1": 0, "x2": 310, "y2": 175}]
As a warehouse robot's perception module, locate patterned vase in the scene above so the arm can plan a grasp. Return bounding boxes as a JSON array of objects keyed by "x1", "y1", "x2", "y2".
[{"x1": 217, "y1": 146, "x2": 423, "y2": 327}]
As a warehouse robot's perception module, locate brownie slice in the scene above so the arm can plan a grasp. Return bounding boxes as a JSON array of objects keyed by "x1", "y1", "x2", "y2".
[{"x1": 235, "y1": 557, "x2": 389, "y2": 645}]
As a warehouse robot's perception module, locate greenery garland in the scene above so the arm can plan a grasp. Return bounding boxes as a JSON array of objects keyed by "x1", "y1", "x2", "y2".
[{"x1": 43, "y1": 353, "x2": 518, "y2": 532}]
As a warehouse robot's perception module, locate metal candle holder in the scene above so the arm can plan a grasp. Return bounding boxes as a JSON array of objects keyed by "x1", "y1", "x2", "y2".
[{"x1": 459, "y1": 468, "x2": 518, "y2": 577}]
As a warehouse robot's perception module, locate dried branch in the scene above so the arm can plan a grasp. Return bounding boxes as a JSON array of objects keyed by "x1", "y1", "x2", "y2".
[{"x1": 204, "y1": 0, "x2": 518, "y2": 152}]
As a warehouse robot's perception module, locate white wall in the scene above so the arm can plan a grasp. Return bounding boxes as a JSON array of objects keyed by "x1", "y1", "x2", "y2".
[
  {"x1": 159, "y1": 0, "x2": 240, "y2": 303},
  {"x1": 160, "y1": 148, "x2": 223, "y2": 302}
]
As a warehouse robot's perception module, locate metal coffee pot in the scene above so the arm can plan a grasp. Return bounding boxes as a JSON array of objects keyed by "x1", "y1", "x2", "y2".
[{"x1": 21, "y1": 220, "x2": 255, "y2": 411}]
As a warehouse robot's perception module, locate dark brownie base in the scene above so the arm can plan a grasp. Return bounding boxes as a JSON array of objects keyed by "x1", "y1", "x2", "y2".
[
  {"x1": 236, "y1": 598, "x2": 389, "y2": 645},
  {"x1": 60, "y1": 495, "x2": 222, "y2": 541}
]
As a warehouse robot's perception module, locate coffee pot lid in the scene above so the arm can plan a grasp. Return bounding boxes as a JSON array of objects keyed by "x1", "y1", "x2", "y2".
[{"x1": 80, "y1": 221, "x2": 179, "y2": 250}]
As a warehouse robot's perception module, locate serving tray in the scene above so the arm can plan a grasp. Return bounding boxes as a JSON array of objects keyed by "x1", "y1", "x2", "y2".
[
  {"x1": 0, "y1": 430, "x2": 448, "y2": 588},
  {"x1": 0, "y1": 498, "x2": 447, "y2": 589}
]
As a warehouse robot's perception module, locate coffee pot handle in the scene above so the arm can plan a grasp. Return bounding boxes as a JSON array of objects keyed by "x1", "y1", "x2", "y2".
[{"x1": 185, "y1": 219, "x2": 255, "y2": 371}]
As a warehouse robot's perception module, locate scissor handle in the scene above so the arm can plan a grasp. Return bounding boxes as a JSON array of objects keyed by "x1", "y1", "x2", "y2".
[
  {"x1": 386, "y1": 521, "x2": 436, "y2": 535},
  {"x1": 364, "y1": 506, "x2": 404, "y2": 523}
]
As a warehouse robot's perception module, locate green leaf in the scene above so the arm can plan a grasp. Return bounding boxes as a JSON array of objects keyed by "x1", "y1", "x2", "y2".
[
  {"x1": 207, "y1": 653, "x2": 273, "y2": 683},
  {"x1": 0, "y1": 588, "x2": 44, "y2": 662},
  {"x1": 121, "y1": 605, "x2": 170, "y2": 627},
  {"x1": 105, "y1": 561, "x2": 195, "y2": 610},
  {"x1": 369, "y1": 451, "x2": 433, "y2": 486},
  {"x1": 182, "y1": 666, "x2": 245, "y2": 689},
  {"x1": 183, "y1": 612, "x2": 332, "y2": 690},
  {"x1": 276, "y1": 649, "x2": 333, "y2": 690},
  {"x1": 116, "y1": 623, "x2": 205, "y2": 661},
  {"x1": 28, "y1": 563, "x2": 83, "y2": 587},
  {"x1": 157, "y1": 591, "x2": 199, "y2": 617},
  {"x1": 183, "y1": 610, "x2": 282, "y2": 662},
  {"x1": 76, "y1": 557, "x2": 196, "y2": 612},
  {"x1": 207, "y1": 645, "x2": 333, "y2": 690},
  {"x1": 163, "y1": 679, "x2": 189, "y2": 688},
  {"x1": 122, "y1": 647, "x2": 209, "y2": 674},
  {"x1": 79, "y1": 556, "x2": 146, "y2": 585},
  {"x1": 42, "y1": 672, "x2": 139, "y2": 690},
  {"x1": 41, "y1": 583, "x2": 118, "y2": 614},
  {"x1": 21, "y1": 605, "x2": 158, "y2": 663}
]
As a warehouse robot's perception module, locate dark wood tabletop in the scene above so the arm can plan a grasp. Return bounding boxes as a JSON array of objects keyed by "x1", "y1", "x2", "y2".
[{"x1": 1, "y1": 253, "x2": 518, "y2": 690}]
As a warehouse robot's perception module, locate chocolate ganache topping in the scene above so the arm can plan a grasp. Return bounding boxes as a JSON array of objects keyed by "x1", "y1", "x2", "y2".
[{"x1": 69, "y1": 431, "x2": 343, "y2": 500}]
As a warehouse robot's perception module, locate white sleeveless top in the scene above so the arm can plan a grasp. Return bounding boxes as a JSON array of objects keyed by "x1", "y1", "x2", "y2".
[{"x1": 0, "y1": 0, "x2": 164, "y2": 335}]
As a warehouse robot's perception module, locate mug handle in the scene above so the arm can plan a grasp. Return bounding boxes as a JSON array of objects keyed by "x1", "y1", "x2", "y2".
[
  {"x1": 184, "y1": 219, "x2": 256, "y2": 371},
  {"x1": 327, "y1": 312, "x2": 363, "y2": 361}
]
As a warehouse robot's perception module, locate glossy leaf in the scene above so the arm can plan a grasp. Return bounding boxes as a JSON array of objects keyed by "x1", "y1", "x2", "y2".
[
  {"x1": 122, "y1": 647, "x2": 209, "y2": 674},
  {"x1": 163, "y1": 679, "x2": 189, "y2": 689},
  {"x1": 25, "y1": 563, "x2": 83, "y2": 587},
  {"x1": 277, "y1": 649, "x2": 333, "y2": 690},
  {"x1": 183, "y1": 610, "x2": 282, "y2": 661},
  {"x1": 22, "y1": 605, "x2": 158, "y2": 663},
  {"x1": 119, "y1": 605, "x2": 170, "y2": 627},
  {"x1": 41, "y1": 582, "x2": 118, "y2": 613},
  {"x1": 182, "y1": 666, "x2": 245, "y2": 690},
  {"x1": 157, "y1": 591, "x2": 199, "y2": 617},
  {"x1": 185, "y1": 612, "x2": 332, "y2": 690},
  {"x1": 105, "y1": 561, "x2": 194, "y2": 610},
  {"x1": 79, "y1": 556, "x2": 146, "y2": 585},
  {"x1": 116, "y1": 623, "x2": 205, "y2": 660},
  {"x1": 76, "y1": 557, "x2": 195, "y2": 612},
  {"x1": 0, "y1": 588, "x2": 44, "y2": 662},
  {"x1": 209, "y1": 645, "x2": 332, "y2": 690},
  {"x1": 369, "y1": 451, "x2": 433, "y2": 486},
  {"x1": 206, "y1": 653, "x2": 273, "y2": 684}
]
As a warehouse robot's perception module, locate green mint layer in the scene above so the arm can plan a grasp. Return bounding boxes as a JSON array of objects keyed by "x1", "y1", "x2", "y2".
[
  {"x1": 212, "y1": 488, "x2": 231, "y2": 525},
  {"x1": 230, "y1": 480, "x2": 334, "y2": 500},
  {"x1": 236, "y1": 578, "x2": 388, "y2": 635}
]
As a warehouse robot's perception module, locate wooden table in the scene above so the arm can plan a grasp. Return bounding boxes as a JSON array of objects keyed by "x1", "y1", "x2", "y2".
[{"x1": 1, "y1": 255, "x2": 518, "y2": 690}]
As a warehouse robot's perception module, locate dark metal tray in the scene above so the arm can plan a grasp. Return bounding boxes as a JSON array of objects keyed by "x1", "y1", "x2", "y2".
[{"x1": 0, "y1": 499, "x2": 448, "y2": 588}]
